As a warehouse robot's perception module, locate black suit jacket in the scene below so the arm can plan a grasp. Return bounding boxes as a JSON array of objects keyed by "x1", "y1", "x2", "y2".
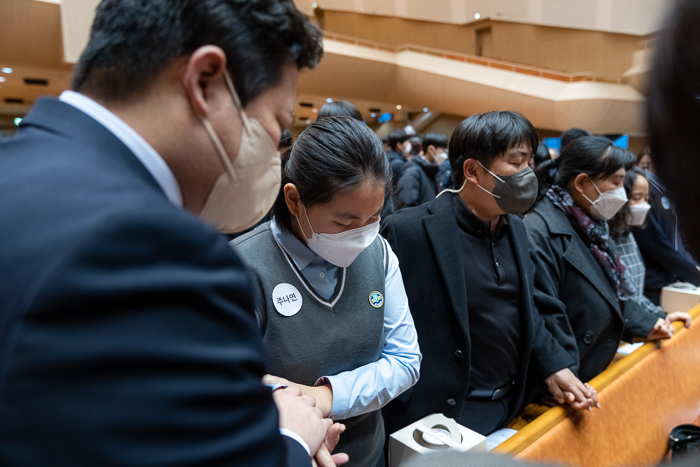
[
  {"x1": 0, "y1": 98, "x2": 309, "y2": 467},
  {"x1": 380, "y1": 194, "x2": 574, "y2": 435},
  {"x1": 525, "y1": 197, "x2": 659, "y2": 383}
]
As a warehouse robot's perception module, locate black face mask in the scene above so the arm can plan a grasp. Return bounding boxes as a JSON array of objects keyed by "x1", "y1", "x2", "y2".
[{"x1": 477, "y1": 161, "x2": 538, "y2": 214}]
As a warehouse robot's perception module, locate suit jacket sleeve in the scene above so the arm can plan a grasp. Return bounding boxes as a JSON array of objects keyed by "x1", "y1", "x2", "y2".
[
  {"x1": 5, "y1": 210, "x2": 310, "y2": 467},
  {"x1": 525, "y1": 215, "x2": 582, "y2": 377},
  {"x1": 620, "y1": 299, "x2": 661, "y2": 342}
]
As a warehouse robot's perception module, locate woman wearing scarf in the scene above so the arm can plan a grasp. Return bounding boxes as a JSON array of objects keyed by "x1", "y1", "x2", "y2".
[{"x1": 525, "y1": 137, "x2": 678, "y2": 383}]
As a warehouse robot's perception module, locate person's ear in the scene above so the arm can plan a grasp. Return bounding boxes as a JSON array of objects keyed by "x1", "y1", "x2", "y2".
[
  {"x1": 183, "y1": 45, "x2": 228, "y2": 118},
  {"x1": 463, "y1": 159, "x2": 480, "y2": 185},
  {"x1": 573, "y1": 173, "x2": 589, "y2": 194},
  {"x1": 284, "y1": 183, "x2": 302, "y2": 217}
]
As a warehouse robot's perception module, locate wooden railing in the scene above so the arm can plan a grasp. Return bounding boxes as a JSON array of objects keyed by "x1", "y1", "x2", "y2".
[
  {"x1": 493, "y1": 303, "x2": 700, "y2": 467},
  {"x1": 322, "y1": 31, "x2": 625, "y2": 84}
]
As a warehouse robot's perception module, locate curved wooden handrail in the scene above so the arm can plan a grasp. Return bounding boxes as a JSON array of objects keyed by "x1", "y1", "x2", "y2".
[
  {"x1": 494, "y1": 303, "x2": 700, "y2": 456},
  {"x1": 322, "y1": 31, "x2": 625, "y2": 84}
]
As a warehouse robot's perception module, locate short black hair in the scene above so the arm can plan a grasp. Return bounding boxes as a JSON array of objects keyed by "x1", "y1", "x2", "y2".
[
  {"x1": 535, "y1": 136, "x2": 635, "y2": 201},
  {"x1": 560, "y1": 128, "x2": 592, "y2": 150},
  {"x1": 533, "y1": 142, "x2": 551, "y2": 168},
  {"x1": 278, "y1": 129, "x2": 293, "y2": 150},
  {"x1": 448, "y1": 110, "x2": 538, "y2": 188},
  {"x1": 423, "y1": 132, "x2": 448, "y2": 150},
  {"x1": 317, "y1": 100, "x2": 362, "y2": 121},
  {"x1": 387, "y1": 130, "x2": 408, "y2": 151},
  {"x1": 272, "y1": 117, "x2": 392, "y2": 232},
  {"x1": 72, "y1": 0, "x2": 323, "y2": 106}
]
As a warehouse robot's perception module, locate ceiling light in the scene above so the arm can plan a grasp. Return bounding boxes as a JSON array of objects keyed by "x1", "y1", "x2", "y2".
[
  {"x1": 312, "y1": 108, "x2": 317, "y2": 113},
  {"x1": 312, "y1": 2, "x2": 317, "y2": 8},
  {"x1": 370, "y1": 113, "x2": 377, "y2": 118},
  {"x1": 305, "y1": 119, "x2": 311, "y2": 124},
  {"x1": 14, "y1": 118, "x2": 22, "y2": 126},
  {"x1": 0, "y1": 77, "x2": 5, "y2": 82},
  {"x1": 423, "y1": 107, "x2": 429, "y2": 112},
  {"x1": 326, "y1": 98, "x2": 333, "y2": 103},
  {"x1": 1, "y1": 67, "x2": 12, "y2": 74},
  {"x1": 474, "y1": 13, "x2": 481, "y2": 19},
  {"x1": 396, "y1": 104, "x2": 402, "y2": 110}
]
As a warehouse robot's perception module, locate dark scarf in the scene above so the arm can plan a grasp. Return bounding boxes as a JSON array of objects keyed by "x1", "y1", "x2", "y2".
[{"x1": 547, "y1": 186, "x2": 635, "y2": 300}]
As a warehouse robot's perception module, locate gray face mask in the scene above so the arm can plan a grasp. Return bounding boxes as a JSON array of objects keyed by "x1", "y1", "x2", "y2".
[{"x1": 477, "y1": 161, "x2": 538, "y2": 214}]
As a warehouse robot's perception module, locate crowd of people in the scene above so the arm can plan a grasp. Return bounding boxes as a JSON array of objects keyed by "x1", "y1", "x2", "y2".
[{"x1": 1, "y1": 0, "x2": 699, "y2": 466}]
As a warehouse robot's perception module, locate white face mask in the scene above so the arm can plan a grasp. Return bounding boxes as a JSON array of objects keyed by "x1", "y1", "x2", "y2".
[
  {"x1": 434, "y1": 150, "x2": 448, "y2": 166},
  {"x1": 581, "y1": 181, "x2": 628, "y2": 220},
  {"x1": 626, "y1": 201, "x2": 651, "y2": 226},
  {"x1": 296, "y1": 205, "x2": 380, "y2": 268},
  {"x1": 197, "y1": 70, "x2": 281, "y2": 233}
]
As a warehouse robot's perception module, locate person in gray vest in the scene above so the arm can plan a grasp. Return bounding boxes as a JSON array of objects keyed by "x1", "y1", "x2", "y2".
[{"x1": 232, "y1": 116, "x2": 421, "y2": 467}]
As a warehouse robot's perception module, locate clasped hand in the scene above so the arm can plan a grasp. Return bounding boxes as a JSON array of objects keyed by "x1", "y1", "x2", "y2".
[{"x1": 266, "y1": 375, "x2": 348, "y2": 466}]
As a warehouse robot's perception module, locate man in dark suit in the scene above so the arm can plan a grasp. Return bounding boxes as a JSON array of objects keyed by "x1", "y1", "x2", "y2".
[
  {"x1": 0, "y1": 1, "x2": 344, "y2": 466},
  {"x1": 381, "y1": 111, "x2": 597, "y2": 437}
]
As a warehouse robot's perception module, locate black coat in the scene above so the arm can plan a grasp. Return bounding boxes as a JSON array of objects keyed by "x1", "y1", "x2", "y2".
[
  {"x1": 0, "y1": 98, "x2": 309, "y2": 467},
  {"x1": 387, "y1": 149, "x2": 407, "y2": 186},
  {"x1": 524, "y1": 196, "x2": 659, "y2": 383},
  {"x1": 380, "y1": 194, "x2": 574, "y2": 435},
  {"x1": 394, "y1": 156, "x2": 439, "y2": 209}
]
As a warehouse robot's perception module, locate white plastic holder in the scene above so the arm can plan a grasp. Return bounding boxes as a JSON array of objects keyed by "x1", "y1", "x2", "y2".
[{"x1": 388, "y1": 413, "x2": 487, "y2": 467}]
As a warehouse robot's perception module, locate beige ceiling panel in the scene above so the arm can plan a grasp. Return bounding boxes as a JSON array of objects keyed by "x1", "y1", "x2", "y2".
[{"x1": 60, "y1": 0, "x2": 100, "y2": 63}]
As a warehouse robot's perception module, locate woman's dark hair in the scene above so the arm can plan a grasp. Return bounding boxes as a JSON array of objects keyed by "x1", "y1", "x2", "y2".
[
  {"x1": 387, "y1": 130, "x2": 408, "y2": 151},
  {"x1": 636, "y1": 146, "x2": 651, "y2": 165},
  {"x1": 408, "y1": 136, "x2": 423, "y2": 156},
  {"x1": 535, "y1": 136, "x2": 635, "y2": 202},
  {"x1": 317, "y1": 100, "x2": 363, "y2": 121},
  {"x1": 272, "y1": 116, "x2": 391, "y2": 232},
  {"x1": 72, "y1": 0, "x2": 323, "y2": 105},
  {"x1": 448, "y1": 110, "x2": 538, "y2": 188},
  {"x1": 533, "y1": 142, "x2": 551, "y2": 168},
  {"x1": 610, "y1": 166, "x2": 648, "y2": 237},
  {"x1": 423, "y1": 132, "x2": 448, "y2": 150},
  {"x1": 560, "y1": 128, "x2": 591, "y2": 150}
]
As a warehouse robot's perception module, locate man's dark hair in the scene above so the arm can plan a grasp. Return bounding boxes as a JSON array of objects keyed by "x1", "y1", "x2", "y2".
[
  {"x1": 278, "y1": 129, "x2": 293, "y2": 150},
  {"x1": 317, "y1": 100, "x2": 362, "y2": 121},
  {"x1": 647, "y1": 0, "x2": 700, "y2": 257},
  {"x1": 387, "y1": 130, "x2": 408, "y2": 151},
  {"x1": 560, "y1": 128, "x2": 592, "y2": 150},
  {"x1": 272, "y1": 117, "x2": 392, "y2": 232},
  {"x1": 535, "y1": 136, "x2": 635, "y2": 202},
  {"x1": 423, "y1": 132, "x2": 448, "y2": 151},
  {"x1": 533, "y1": 142, "x2": 551, "y2": 168},
  {"x1": 72, "y1": 0, "x2": 323, "y2": 106},
  {"x1": 448, "y1": 110, "x2": 538, "y2": 188}
]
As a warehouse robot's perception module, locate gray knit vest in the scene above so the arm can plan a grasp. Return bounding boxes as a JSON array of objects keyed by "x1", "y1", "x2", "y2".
[{"x1": 232, "y1": 222, "x2": 388, "y2": 466}]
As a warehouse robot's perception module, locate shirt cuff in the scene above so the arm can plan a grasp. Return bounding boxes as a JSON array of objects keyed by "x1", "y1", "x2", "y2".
[
  {"x1": 314, "y1": 376, "x2": 341, "y2": 420},
  {"x1": 279, "y1": 428, "x2": 311, "y2": 457}
]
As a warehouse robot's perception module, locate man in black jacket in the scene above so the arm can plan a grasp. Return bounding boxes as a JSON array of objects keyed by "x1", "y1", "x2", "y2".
[
  {"x1": 395, "y1": 132, "x2": 447, "y2": 209},
  {"x1": 0, "y1": 1, "x2": 340, "y2": 466},
  {"x1": 381, "y1": 111, "x2": 597, "y2": 437},
  {"x1": 386, "y1": 129, "x2": 410, "y2": 185}
]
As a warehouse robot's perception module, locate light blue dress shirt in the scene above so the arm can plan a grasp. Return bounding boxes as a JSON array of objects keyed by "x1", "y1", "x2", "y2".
[{"x1": 270, "y1": 218, "x2": 421, "y2": 420}]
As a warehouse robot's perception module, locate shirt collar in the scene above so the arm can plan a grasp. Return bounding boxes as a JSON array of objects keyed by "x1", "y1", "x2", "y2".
[
  {"x1": 58, "y1": 91, "x2": 183, "y2": 208},
  {"x1": 452, "y1": 193, "x2": 509, "y2": 237},
  {"x1": 270, "y1": 217, "x2": 317, "y2": 271}
]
